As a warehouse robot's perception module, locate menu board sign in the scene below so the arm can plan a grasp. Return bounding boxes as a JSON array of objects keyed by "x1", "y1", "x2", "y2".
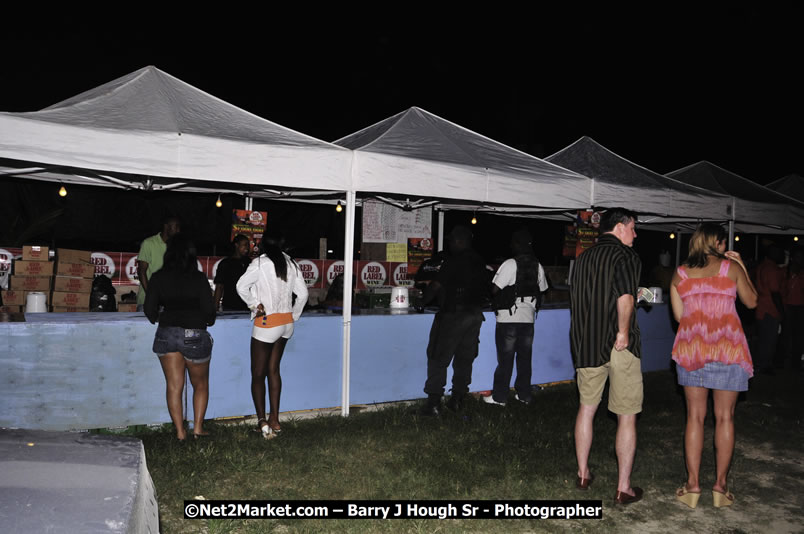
[{"x1": 362, "y1": 200, "x2": 432, "y2": 244}]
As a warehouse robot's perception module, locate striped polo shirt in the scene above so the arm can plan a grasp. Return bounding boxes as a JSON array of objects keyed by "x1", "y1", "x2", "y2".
[{"x1": 569, "y1": 233, "x2": 642, "y2": 368}]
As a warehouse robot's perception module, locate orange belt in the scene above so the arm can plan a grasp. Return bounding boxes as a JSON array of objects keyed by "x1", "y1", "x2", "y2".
[{"x1": 254, "y1": 312, "x2": 293, "y2": 328}]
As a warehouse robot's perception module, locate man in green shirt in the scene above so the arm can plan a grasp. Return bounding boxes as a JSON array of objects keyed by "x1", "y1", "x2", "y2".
[{"x1": 136, "y1": 215, "x2": 181, "y2": 310}]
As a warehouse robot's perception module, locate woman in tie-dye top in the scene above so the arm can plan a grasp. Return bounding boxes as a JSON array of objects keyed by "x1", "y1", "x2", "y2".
[{"x1": 669, "y1": 223, "x2": 757, "y2": 510}]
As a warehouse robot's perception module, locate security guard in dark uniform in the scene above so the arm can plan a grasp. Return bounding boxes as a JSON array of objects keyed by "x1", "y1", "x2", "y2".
[{"x1": 419, "y1": 225, "x2": 489, "y2": 416}]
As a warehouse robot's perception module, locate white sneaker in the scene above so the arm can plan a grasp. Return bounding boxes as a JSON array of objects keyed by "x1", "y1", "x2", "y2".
[
  {"x1": 514, "y1": 394, "x2": 533, "y2": 405},
  {"x1": 482, "y1": 394, "x2": 506, "y2": 406}
]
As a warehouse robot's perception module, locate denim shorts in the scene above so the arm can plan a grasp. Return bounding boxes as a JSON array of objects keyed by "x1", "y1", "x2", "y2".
[
  {"x1": 153, "y1": 325, "x2": 213, "y2": 363},
  {"x1": 676, "y1": 361, "x2": 749, "y2": 392}
]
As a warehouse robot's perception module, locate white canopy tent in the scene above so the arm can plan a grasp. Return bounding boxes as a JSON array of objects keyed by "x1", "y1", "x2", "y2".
[
  {"x1": 767, "y1": 173, "x2": 804, "y2": 204},
  {"x1": 667, "y1": 161, "x2": 804, "y2": 235},
  {"x1": 0, "y1": 66, "x2": 352, "y2": 196},
  {"x1": 10, "y1": 69, "x2": 796, "y2": 416},
  {"x1": 0, "y1": 72, "x2": 597, "y2": 417},
  {"x1": 334, "y1": 106, "x2": 593, "y2": 213},
  {"x1": 545, "y1": 136, "x2": 734, "y2": 224},
  {"x1": 0, "y1": 66, "x2": 364, "y2": 413},
  {"x1": 332, "y1": 107, "x2": 596, "y2": 411}
]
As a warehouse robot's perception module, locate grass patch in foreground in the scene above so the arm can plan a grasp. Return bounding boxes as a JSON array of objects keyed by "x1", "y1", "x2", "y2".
[{"x1": 134, "y1": 369, "x2": 804, "y2": 533}]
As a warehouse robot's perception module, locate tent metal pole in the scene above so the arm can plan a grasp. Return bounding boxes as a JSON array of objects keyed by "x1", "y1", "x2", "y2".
[
  {"x1": 728, "y1": 199, "x2": 736, "y2": 252},
  {"x1": 340, "y1": 190, "x2": 356, "y2": 417},
  {"x1": 437, "y1": 211, "x2": 445, "y2": 252},
  {"x1": 755, "y1": 234, "x2": 760, "y2": 261},
  {"x1": 675, "y1": 231, "x2": 682, "y2": 267},
  {"x1": 728, "y1": 219, "x2": 735, "y2": 252}
]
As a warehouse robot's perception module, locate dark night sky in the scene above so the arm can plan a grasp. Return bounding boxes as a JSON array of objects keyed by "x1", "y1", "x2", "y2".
[{"x1": 1, "y1": 8, "x2": 801, "y2": 262}]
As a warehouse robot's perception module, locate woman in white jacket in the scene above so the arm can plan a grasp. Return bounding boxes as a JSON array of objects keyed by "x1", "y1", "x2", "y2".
[{"x1": 236, "y1": 233, "x2": 309, "y2": 438}]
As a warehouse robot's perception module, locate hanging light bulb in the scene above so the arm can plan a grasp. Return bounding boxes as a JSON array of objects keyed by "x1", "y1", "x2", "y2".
[
  {"x1": 794, "y1": 236, "x2": 799, "y2": 242},
  {"x1": 471, "y1": 214, "x2": 477, "y2": 225},
  {"x1": 669, "y1": 232, "x2": 675, "y2": 239},
  {"x1": 336, "y1": 201, "x2": 343, "y2": 213},
  {"x1": 58, "y1": 185, "x2": 67, "y2": 197},
  {"x1": 734, "y1": 235, "x2": 740, "y2": 242},
  {"x1": 215, "y1": 194, "x2": 222, "y2": 208}
]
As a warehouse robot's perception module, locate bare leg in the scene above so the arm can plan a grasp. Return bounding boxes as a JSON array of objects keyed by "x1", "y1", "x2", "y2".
[
  {"x1": 682, "y1": 386, "x2": 708, "y2": 492},
  {"x1": 186, "y1": 358, "x2": 211, "y2": 436},
  {"x1": 250, "y1": 337, "x2": 271, "y2": 423},
  {"x1": 712, "y1": 389, "x2": 738, "y2": 493},
  {"x1": 158, "y1": 352, "x2": 187, "y2": 440},
  {"x1": 267, "y1": 337, "x2": 288, "y2": 430},
  {"x1": 615, "y1": 414, "x2": 638, "y2": 493},
  {"x1": 575, "y1": 403, "x2": 598, "y2": 480}
]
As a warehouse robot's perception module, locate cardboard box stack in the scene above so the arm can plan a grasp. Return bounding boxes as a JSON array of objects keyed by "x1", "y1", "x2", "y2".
[
  {"x1": 52, "y1": 248, "x2": 93, "y2": 312},
  {"x1": 3, "y1": 245, "x2": 53, "y2": 313},
  {"x1": 115, "y1": 284, "x2": 139, "y2": 312},
  {"x1": 0, "y1": 289, "x2": 25, "y2": 313}
]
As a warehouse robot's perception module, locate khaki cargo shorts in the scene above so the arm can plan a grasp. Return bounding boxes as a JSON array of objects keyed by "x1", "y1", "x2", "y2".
[{"x1": 577, "y1": 347, "x2": 643, "y2": 415}]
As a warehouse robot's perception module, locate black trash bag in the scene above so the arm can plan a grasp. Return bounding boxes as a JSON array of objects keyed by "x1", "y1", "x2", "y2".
[{"x1": 89, "y1": 275, "x2": 117, "y2": 312}]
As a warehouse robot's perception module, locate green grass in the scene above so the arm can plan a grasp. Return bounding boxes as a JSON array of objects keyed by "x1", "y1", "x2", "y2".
[{"x1": 131, "y1": 369, "x2": 804, "y2": 533}]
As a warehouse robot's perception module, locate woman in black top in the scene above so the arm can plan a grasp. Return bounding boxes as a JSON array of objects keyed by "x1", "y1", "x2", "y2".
[{"x1": 145, "y1": 234, "x2": 216, "y2": 441}]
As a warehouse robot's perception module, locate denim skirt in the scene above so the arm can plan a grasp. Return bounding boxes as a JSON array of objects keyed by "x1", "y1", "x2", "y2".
[
  {"x1": 153, "y1": 325, "x2": 213, "y2": 363},
  {"x1": 676, "y1": 361, "x2": 749, "y2": 392}
]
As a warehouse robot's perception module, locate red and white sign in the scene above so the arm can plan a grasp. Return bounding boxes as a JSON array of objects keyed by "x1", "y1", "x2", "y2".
[
  {"x1": 0, "y1": 248, "x2": 17, "y2": 290},
  {"x1": 297, "y1": 259, "x2": 320, "y2": 288},
  {"x1": 326, "y1": 260, "x2": 345, "y2": 286},
  {"x1": 125, "y1": 255, "x2": 139, "y2": 282},
  {"x1": 393, "y1": 263, "x2": 413, "y2": 287},
  {"x1": 91, "y1": 252, "x2": 116, "y2": 278},
  {"x1": 2, "y1": 244, "x2": 418, "y2": 292},
  {"x1": 360, "y1": 261, "x2": 387, "y2": 288}
]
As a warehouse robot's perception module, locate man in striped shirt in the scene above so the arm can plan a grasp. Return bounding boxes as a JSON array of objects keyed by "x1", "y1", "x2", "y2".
[{"x1": 569, "y1": 207, "x2": 644, "y2": 505}]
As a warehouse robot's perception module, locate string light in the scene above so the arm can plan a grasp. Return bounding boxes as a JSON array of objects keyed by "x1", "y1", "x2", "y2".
[
  {"x1": 58, "y1": 185, "x2": 67, "y2": 197},
  {"x1": 471, "y1": 211, "x2": 477, "y2": 225},
  {"x1": 336, "y1": 201, "x2": 343, "y2": 213},
  {"x1": 794, "y1": 236, "x2": 799, "y2": 242},
  {"x1": 734, "y1": 235, "x2": 740, "y2": 242},
  {"x1": 669, "y1": 232, "x2": 675, "y2": 239},
  {"x1": 215, "y1": 194, "x2": 222, "y2": 208}
]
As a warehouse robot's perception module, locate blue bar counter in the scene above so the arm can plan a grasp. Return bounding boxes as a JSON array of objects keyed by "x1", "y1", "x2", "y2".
[{"x1": 0, "y1": 304, "x2": 676, "y2": 431}]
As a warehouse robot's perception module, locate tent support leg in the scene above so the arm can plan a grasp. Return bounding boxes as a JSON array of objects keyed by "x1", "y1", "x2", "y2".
[
  {"x1": 340, "y1": 191, "x2": 356, "y2": 417},
  {"x1": 437, "y1": 211, "x2": 445, "y2": 252}
]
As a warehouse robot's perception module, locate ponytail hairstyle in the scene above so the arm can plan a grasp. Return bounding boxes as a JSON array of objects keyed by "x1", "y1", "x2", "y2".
[
  {"x1": 684, "y1": 223, "x2": 727, "y2": 268},
  {"x1": 260, "y1": 230, "x2": 289, "y2": 281}
]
